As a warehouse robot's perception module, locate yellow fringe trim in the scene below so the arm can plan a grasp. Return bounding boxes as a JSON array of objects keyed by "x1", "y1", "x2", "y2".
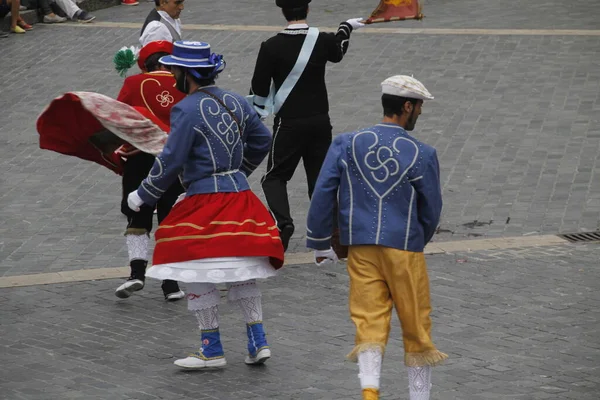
[
  {"x1": 362, "y1": 388, "x2": 380, "y2": 400},
  {"x1": 346, "y1": 342, "x2": 386, "y2": 362},
  {"x1": 404, "y1": 349, "x2": 448, "y2": 367},
  {"x1": 124, "y1": 228, "x2": 149, "y2": 236}
]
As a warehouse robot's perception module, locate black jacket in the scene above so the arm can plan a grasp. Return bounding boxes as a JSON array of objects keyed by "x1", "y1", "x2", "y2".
[{"x1": 250, "y1": 22, "x2": 354, "y2": 119}]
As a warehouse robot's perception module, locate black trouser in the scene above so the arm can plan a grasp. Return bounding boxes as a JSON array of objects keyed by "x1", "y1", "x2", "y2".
[
  {"x1": 121, "y1": 152, "x2": 184, "y2": 231},
  {"x1": 39, "y1": 0, "x2": 52, "y2": 15},
  {"x1": 261, "y1": 113, "x2": 332, "y2": 233},
  {"x1": 121, "y1": 152, "x2": 184, "y2": 293}
]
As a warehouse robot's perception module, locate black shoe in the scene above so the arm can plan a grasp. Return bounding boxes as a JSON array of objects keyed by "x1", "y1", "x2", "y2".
[
  {"x1": 76, "y1": 10, "x2": 95, "y2": 23},
  {"x1": 115, "y1": 259, "x2": 147, "y2": 299},
  {"x1": 0, "y1": 31, "x2": 8, "y2": 38},
  {"x1": 162, "y1": 280, "x2": 184, "y2": 301},
  {"x1": 280, "y1": 224, "x2": 295, "y2": 252}
]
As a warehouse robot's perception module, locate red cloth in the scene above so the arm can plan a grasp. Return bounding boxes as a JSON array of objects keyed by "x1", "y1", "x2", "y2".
[
  {"x1": 37, "y1": 93, "x2": 124, "y2": 174},
  {"x1": 37, "y1": 92, "x2": 170, "y2": 175},
  {"x1": 132, "y1": 106, "x2": 170, "y2": 133},
  {"x1": 153, "y1": 191, "x2": 285, "y2": 269},
  {"x1": 115, "y1": 106, "x2": 170, "y2": 157},
  {"x1": 366, "y1": 0, "x2": 423, "y2": 24},
  {"x1": 116, "y1": 71, "x2": 185, "y2": 127}
]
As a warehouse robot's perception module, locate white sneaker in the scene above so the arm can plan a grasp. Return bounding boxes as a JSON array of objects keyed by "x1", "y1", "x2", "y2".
[
  {"x1": 43, "y1": 14, "x2": 67, "y2": 23},
  {"x1": 174, "y1": 355, "x2": 227, "y2": 369},
  {"x1": 245, "y1": 348, "x2": 271, "y2": 365},
  {"x1": 115, "y1": 279, "x2": 144, "y2": 298},
  {"x1": 165, "y1": 290, "x2": 185, "y2": 301}
]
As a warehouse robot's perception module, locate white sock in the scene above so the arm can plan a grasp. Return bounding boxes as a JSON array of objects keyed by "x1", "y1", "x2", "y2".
[
  {"x1": 408, "y1": 366, "x2": 432, "y2": 400},
  {"x1": 187, "y1": 283, "x2": 220, "y2": 330},
  {"x1": 227, "y1": 280, "x2": 263, "y2": 323},
  {"x1": 358, "y1": 348, "x2": 382, "y2": 390},
  {"x1": 193, "y1": 307, "x2": 219, "y2": 330},
  {"x1": 126, "y1": 234, "x2": 149, "y2": 262}
]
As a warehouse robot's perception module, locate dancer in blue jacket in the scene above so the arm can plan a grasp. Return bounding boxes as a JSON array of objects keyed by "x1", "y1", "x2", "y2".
[{"x1": 306, "y1": 75, "x2": 447, "y2": 400}]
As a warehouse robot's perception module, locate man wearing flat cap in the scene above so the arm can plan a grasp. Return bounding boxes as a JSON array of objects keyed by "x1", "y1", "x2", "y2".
[
  {"x1": 306, "y1": 75, "x2": 447, "y2": 400},
  {"x1": 249, "y1": 0, "x2": 364, "y2": 251}
]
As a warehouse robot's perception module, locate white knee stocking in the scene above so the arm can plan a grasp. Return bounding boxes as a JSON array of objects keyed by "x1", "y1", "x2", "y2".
[
  {"x1": 357, "y1": 348, "x2": 382, "y2": 390},
  {"x1": 408, "y1": 366, "x2": 432, "y2": 400},
  {"x1": 227, "y1": 280, "x2": 263, "y2": 323},
  {"x1": 187, "y1": 283, "x2": 220, "y2": 330},
  {"x1": 126, "y1": 234, "x2": 149, "y2": 262}
]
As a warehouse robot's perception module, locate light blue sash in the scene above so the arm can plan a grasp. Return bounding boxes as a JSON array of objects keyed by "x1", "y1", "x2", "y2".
[{"x1": 248, "y1": 27, "x2": 319, "y2": 118}]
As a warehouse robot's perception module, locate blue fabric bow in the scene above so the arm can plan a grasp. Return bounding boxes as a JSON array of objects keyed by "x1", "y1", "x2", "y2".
[
  {"x1": 188, "y1": 53, "x2": 226, "y2": 79},
  {"x1": 209, "y1": 53, "x2": 222, "y2": 66}
]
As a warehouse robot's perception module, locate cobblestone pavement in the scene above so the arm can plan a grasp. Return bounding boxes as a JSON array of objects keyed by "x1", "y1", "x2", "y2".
[
  {"x1": 1, "y1": 1, "x2": 600, "y2": 397},
  {"x1": 2, "y1": 1, "x2": 600, "y2": 273},
  {"x1": 0, "y1": 243, "x2": 599, "y2": 399},
  {"x1": 92, "y1": 0, "x2": 600, "y2": 30}
]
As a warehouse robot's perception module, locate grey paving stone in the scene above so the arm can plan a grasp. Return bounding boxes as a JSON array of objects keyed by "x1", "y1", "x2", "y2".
[
  {"x1": 0, "y1": 244, "x2": 599, "y2": 399},
  {"x1": 1, "y1": 3, "x2": 600, "y2": 396},
  {"x1": 2, "y1": 20, "x2": 600, "y2": 271}
]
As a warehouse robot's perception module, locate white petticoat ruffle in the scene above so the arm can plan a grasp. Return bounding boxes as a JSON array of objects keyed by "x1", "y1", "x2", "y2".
[{"x1": 146, "y1": 256, "x2": 277, "y2": 283}]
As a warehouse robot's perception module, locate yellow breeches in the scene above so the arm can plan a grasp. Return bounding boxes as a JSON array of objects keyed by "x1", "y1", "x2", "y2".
[{"x1": 346, "y1": 245, "x2": 447, "y2": 367}]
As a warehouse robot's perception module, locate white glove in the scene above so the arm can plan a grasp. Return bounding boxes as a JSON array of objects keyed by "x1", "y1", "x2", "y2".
[
  {"x1": 314, "y1": 248, "x2": 339, "y2": 266},
  {"x1": 346, "y1": 17, "x2": 365, "y2": 30},
  {"x1": 127, "y1": 191, "x2": 144, "y2": 212}
]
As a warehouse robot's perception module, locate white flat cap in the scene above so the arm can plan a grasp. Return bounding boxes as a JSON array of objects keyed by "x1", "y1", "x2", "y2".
[{"x1": 381, "y1": 75, "x2": 434, "y2": 100}]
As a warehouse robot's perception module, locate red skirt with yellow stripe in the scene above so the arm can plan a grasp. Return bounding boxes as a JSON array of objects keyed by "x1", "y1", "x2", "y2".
[{"x1": 153, "y1": 191, "x2": 284, "y2": 270}]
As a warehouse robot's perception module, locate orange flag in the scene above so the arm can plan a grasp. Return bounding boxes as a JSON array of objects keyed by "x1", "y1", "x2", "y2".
[{"x1": 365, "y1": 0, "x2": 424, "y2": 24}]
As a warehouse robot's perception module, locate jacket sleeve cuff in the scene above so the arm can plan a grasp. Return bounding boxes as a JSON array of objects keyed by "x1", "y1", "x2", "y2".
[
  {"x1": 137, "y1": 186, "x2": 159, "y2": 208},
  {"x1": 306, "y1": 235, "x2": 332, "y2": 251},
  {"x1": 338, "y1": 22, "x2": 353, "y2": 37}
]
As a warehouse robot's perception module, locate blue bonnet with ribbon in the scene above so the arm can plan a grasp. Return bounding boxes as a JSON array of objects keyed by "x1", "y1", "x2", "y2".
[{"x1": 159, "y1": 41, "x2": 226, "y2": 79}]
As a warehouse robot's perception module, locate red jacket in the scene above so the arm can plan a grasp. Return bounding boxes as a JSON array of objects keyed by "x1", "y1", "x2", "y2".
[{"x1": 117, "y1": 71, "x2": 185, "y2": 127}]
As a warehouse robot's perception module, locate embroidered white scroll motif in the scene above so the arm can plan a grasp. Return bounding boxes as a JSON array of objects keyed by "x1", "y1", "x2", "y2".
[
  {"x1": 199, "y1": 96, "x2": 244, "y2": 170},
  {"x1": 353, "y1": 131, "x2": 419, "y2": 199},
  {"x1": 352, "y1": 131, "x2": 420, "y2": 243},
  {"x1": 156, "y1": 90, "x2": 175, "y2": 107},
  {"x1": 365, "y1": 145, "x2": 400, "y2": 183}
]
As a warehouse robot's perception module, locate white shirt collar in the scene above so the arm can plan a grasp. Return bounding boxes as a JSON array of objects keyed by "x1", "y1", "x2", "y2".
[{"x1": 286, "y1": 23, "x2": 309, "y2": 29}]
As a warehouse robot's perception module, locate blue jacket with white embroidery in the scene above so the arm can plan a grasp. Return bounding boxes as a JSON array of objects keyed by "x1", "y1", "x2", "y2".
[
  {"x1": 306, "y1": 123, "x2": 442, "y2": 252},
  {"x1": 136, "y1": 86, "x2": 272, "y2": 206}
]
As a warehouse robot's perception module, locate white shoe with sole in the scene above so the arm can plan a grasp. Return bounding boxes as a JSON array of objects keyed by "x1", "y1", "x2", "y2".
[
  {"x1": 165, "y1": 290, "x2": 185, "y2": 301},
  {"x1": 245, "y1": 348, "x2": 271, "y2": 365},
  {"x1": 115, "y1": 279, "x2": 144, "y2": 298},
  {"x1": 174, "y1": 355, "x2": 227, "y2": 369}
]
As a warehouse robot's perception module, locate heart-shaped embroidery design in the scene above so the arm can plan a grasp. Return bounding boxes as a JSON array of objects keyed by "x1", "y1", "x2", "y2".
[
  {"x1": 352, "y1": 130, "x2": 419, "y2": 200},
  {"x1": 351, "y1": 130, "x2": 420, "y2": 244},
  {"x1": 140, "y1": 78, "x2": 175, "y2": 118}
]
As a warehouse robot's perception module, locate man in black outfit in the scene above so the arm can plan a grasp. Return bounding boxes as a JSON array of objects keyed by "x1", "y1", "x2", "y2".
[{"x1": 250, "y1": 0, "x2": 364, "y2": 251}]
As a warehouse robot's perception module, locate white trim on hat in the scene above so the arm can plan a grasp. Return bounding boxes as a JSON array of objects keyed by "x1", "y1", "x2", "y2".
[
  {"x1": 159, "y1": 57, "x2": 214, "y2": 68},
  {"x1": 169, "y1": 55, "x2": 210, "y2": 63},
  {"x1": 176, "y1": 42, "x2": 211, "y2": 50}
]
